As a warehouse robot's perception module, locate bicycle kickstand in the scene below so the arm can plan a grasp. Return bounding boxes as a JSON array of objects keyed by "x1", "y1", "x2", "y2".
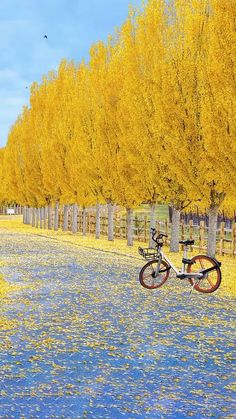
[{"x1": 189, "y1": 279, "x2": 201, "y2": 297}]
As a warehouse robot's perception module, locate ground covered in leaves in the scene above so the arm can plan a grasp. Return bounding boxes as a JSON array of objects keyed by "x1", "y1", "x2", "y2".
[{"x1": 0, "y1": 228, "x2": 235, "y2": 418}]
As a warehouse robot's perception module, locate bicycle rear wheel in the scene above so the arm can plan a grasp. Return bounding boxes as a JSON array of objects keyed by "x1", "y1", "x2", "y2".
[
  {"x1": 187, "y1": 255, "x2": 221, "y2": 293},
  {"x1": 139, "y1": 259, "x2": 170, "y2": 289}
]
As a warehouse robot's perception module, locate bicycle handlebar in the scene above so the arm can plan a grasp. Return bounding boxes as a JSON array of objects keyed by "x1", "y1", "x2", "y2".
[{"x1": 150, "y1": 228, "x2": 168, "y2": 243}]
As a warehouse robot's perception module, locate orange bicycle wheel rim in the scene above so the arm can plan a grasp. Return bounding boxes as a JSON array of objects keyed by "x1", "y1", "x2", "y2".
[{"x1": 187, "y1": 255, "x2": 221, "y2": 293}]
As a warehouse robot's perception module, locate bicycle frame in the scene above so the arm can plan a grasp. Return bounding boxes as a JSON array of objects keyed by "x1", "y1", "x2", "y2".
[
  {"x1": 157, "y1": 246, "x2": 204, "y2": 280},
  {"x1": 140, "y1": 229, "x2": 222, "y2": 293}
]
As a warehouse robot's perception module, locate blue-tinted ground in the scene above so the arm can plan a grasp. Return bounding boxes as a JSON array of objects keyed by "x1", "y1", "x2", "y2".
[{"x1": 0, "y1": 231, "x2": 235, "y2": 418}]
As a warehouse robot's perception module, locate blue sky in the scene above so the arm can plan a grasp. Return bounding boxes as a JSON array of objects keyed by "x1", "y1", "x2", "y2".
[{"x1": 0, "y1": 0, "x2": 141, "y2": 147}]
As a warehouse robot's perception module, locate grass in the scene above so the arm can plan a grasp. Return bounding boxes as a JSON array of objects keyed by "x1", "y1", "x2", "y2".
[
  {"x1": 119, "y1": 204, "x2": 169, "y2": 220},
  {"x1": 0, "y1": 215, "x2": 235, "y2": 298}
]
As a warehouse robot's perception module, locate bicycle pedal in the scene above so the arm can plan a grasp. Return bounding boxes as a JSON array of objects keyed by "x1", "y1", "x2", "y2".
[{"x1": 176, "y1": 273, "x2": 186, "y2": 279}]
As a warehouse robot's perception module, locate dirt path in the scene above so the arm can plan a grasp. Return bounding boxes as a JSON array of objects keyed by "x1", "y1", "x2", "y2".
[{"x1": 0, "y1": 230, "x2": 235, "y2": 418}]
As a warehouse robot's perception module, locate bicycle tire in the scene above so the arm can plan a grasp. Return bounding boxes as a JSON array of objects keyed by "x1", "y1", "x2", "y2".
[
  {"x1": 139, "y1": 259, "x2": 170, "y2": 289},
  {"x1": 187, "y1": 255, "x2": 221, "y2": 293}
]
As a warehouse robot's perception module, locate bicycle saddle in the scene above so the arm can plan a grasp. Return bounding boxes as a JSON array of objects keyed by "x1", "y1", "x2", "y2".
[{"x1": 179, "y1": 239, "x2": 195, "y2": 246}]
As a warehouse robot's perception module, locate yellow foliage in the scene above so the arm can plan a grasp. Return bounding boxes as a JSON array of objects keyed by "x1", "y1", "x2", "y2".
[
  {"x1": 0, "y1": 273, "x2": 22, "y2": 297},
  {"x1": 0, "y1": 0, "x2": 235, "y2": 217}
]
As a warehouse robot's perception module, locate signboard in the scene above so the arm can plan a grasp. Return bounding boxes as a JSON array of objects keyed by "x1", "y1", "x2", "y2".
[{"x1": 6, "y1": 209, "x2": 15, "y2": 215}]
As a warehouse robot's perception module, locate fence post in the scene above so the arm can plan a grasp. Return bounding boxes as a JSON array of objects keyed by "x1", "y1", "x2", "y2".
[
  {"x1": 149, "y1": 203, "x2": 156, "y2": 248},
  {"x1": 82, "y1": 208, "x2": 86, "y2": 236},
  {"x1": 118, "y1": 215, "x2": 122, "y2": 239},
  {"x1": 133, "y1": 213, "x2": 138, "y2": 241},
  {"x1": 181, "y1": 219, "x2": 185, "y2": 240},
  {"x1": 77, "y1": 209, "x2": 81, "y2": 233},
  {"x1": 144, "y1": 216, "x2": 147, "y2": 243},
  {"x1": 189, "y1": 219, "x2": 194, "y2": 251},
  {"x1": 126, "y1": 208, "x2": 133, "y2": 246},
  {"x1": 219, "y1": 221, "x2": 225, "y2": 255},
  {"x1": 88, "y1": 211, "x2": 92, "y2": 234},
  {"x1": 59, "y1": 206, "x2": 63, "y2": 230},
  {"x1": 189, "y1": 219, "x2": 193, "y2": 239},
  {"x1": 232, "y1": 222, "x2": 236, "y2": 256},
  {"x1": 164, "y1": 219, "x2": 168, "y2": 245},
  {"x1": 68, "y1": 207, "x2": 72, "y2": 231},
  {"x1": 199, "y1": 220, "x2": 205, "y2": 251},
  {"x1": 95, "y1": 204, "x2": 100, "y2": 239}
]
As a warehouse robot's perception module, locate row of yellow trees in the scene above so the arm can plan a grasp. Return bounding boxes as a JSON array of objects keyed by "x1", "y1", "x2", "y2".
[{"x1": 0, "y1": 0, "x2": 235, "y2": 255}]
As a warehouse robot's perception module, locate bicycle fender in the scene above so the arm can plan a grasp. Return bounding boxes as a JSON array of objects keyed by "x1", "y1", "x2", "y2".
[
  {"x1": 208, "y1": 256, "x2": 221, "y2": 268},
  {"x1": 190, "y1": 255, "x2": 221, "y2": 268}
]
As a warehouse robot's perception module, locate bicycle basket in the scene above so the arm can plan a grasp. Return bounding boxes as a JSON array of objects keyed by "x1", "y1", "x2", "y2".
[{"x1": 138, "y1": 247, "x2": 159, "y2": 260}]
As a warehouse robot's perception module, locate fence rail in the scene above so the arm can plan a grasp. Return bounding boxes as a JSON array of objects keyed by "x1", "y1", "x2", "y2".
[
  {"x1": 60, "y1": 209, "x2": 236, "y2": 256},
  {"x1": 2, "y1": 205, "x2": 235, "y2": 256}
]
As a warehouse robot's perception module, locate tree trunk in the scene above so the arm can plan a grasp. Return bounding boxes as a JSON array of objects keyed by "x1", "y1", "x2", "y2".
[
  {"x1": 54, "y1": 202, "x2": 59, "y2": 231},
  {"x1": 25, "y1": 207, "x2": 29, "y2": 224},
  {"x1": 63, "y1": 205, "x2": 69, "y2": 231},
  {"x1": 36, "y1": 208, "x2": 39, "y2": 228},
  {"x1": 82, "y1": 208, "x2": 86, "y2": 236},
  {"x1": 168, "y1": 205, "x2": 173, "y2": 223},
  {"x1": 149, "y1": 203, "x2": 156, "y2": 248},
  {"x1": 72, "y1": 204, "x2": 78, "y2": 234},
  {"x1": 48, "y1": 205, "x2": 52, "y2": 230},
  {"x1": 170, "y1": 207, "x2": 181, "y2": 252},
  {"x1": 43, "y1": 207, "x2": 47, "y2": 229},
  {"x1": 39, "y1": 208, "x2": 43, "y2": 229},
  {"x1": 107, "y1": 202, "x2": 114, "y2": 241},
  {"x1": 95, "y1": 203, "x2": 100, "y2": 239},
  {"x1": 25, "y1": 207, "x2": 28, "y2": 224},
  {"x1": 126, "y1": 208, "x2": 133, "y2": 246},
  {"x1": 27, "y1": 207, "x2": 30, "y2": 224},
  {"x1": 32, "y1": 208, "x2": 36, "y2": 227},
  {"x1": 28, "y1": 207, "x2": 32, "y2": 224},
  {"x1": 207, "y1": 205, "x2": 219, "y2": 257},
  {"x1": 23, "y1": 206, "x2": 26, "y2": 224},
  {"x1": 28, "y1": 207, "x2": 33, "y2": 225}
]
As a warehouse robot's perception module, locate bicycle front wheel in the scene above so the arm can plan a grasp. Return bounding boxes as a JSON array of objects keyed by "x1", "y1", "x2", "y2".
[
  {"x1": 139, "y1": 259, "x2": 170, "y2": 289},
  {"x1": 187, "y1": 255, "x2": 221, "y2": 293}
]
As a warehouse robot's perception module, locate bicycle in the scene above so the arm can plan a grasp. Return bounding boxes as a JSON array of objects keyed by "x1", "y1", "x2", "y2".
[{"x1": 138, "y1": 228, "x2": 222, "y2": 293}]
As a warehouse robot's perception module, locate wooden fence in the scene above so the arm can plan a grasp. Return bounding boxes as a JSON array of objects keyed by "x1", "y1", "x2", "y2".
[
  {"x1": 1, "y1": 205, "x2": 234, "y2": 256},
  {"x1": 181, "y1": 211, "x2": 236, "y2": 230},
  {"x1": 16, "y1": 206, "x2": 236, "y2": 257}
]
